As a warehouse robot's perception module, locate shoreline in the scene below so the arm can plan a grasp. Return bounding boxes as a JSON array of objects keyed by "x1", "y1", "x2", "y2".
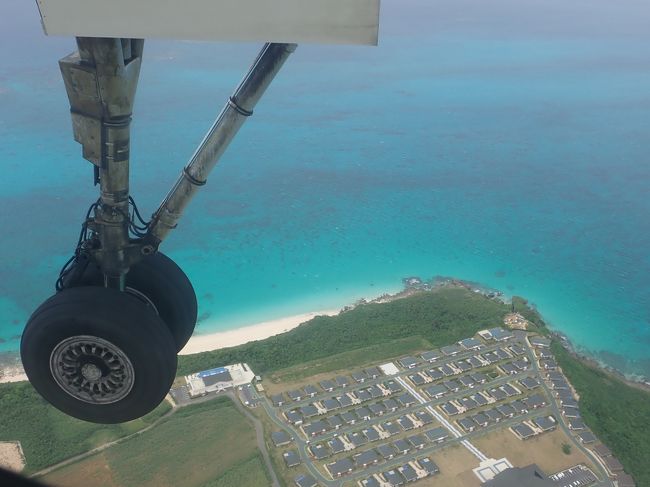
[
  {"x1": 2, "y1": 278, "x2": 649, "y2": 391},
  {"x1": 178, "y1": 309, "x2": 341, "y2": 355}
]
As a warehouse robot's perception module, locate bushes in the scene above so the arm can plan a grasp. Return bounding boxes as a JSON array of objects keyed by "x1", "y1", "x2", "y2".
[{"x1": 0, "y1": 381, "x2": 170, "y2": 473}]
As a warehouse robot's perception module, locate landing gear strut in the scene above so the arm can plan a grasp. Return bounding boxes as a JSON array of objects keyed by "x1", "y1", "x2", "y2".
[{"x1": 20, "y1": 37, "x2": 295, "y2": 423}]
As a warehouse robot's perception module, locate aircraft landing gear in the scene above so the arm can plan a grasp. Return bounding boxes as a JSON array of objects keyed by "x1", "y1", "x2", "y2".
[
  {"x1": 69, "y1": 252, "x2": 198, "y2": 352},
  {"x1": 21, "y1": 287, "x2": 177, "y2": 424},
  {"x1": 20, "y1": 36, "x2": 295, "y2": 423}
]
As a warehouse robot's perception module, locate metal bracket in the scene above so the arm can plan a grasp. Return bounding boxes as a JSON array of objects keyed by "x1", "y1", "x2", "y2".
[{"x1": 59, "y1": 38, "x2": 144, "y2": 289}]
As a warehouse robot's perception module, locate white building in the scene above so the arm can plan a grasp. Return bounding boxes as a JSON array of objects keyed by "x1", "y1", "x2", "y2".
[{"x1": 186, "y1": 363, "x2": 255, "y2": 397}]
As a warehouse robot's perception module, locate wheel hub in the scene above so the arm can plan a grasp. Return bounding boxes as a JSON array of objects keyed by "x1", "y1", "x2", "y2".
[{"x1": 50, "y1": 335, "x2": 135, "y2": 404}]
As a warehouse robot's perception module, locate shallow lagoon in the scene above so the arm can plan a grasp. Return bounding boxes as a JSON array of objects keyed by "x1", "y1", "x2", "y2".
[{"x1": 0, "y1": 0, "x2": 648, "y2": 377}]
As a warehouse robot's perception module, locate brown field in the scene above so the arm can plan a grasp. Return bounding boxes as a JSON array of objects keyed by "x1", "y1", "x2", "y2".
[
  {"x1": 45, "y1": 453, "x2": 119, "y2": 487},
  {"x1": 473, "y1": 428, "x2": 597, "y2": 475},
  {"x1": 419, "y1": 445, "x2": 481, "y2": 487}
]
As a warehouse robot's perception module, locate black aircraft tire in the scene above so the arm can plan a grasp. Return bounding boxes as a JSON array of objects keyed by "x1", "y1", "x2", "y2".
[
  {"x1": 20, "y1": 287, "x2": 177, "y2": 424},
  {"x1": 75, "y1": 252, "x2": 197, "y2": 352}
]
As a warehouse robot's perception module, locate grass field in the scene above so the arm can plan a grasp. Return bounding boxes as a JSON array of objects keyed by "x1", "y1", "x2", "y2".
[
  {"x1": 0, "y1": 381, "x2": 171, "y2": 473},
  {"x1": 200, "y1": 454, "x2": 270, "y2": 487},
  {"x1": 264, "y1": 335, "x2": 431, "y2": 394},
  {"x1": 42, "y1": 398, "x2": 268, "y2": 487}
]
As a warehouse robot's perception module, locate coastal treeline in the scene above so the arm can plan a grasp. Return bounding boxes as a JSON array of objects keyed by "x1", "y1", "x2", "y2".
[
  {"x1": 552, "y1": 342, "x2": 650, "y2": 486},
  {"x1": 177, "y1": 287, "x2": 508, "y2": 376}
]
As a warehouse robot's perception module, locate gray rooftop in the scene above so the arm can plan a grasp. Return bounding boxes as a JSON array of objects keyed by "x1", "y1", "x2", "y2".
[
  {"x1": 578, "y1": 431, "x2": 597, "y2": 444},
  {"x1": 354, "y1": 449, "x2": 379, "y2": 467},
  {"x1": 310, "y1": 443, "x2": 330, "y2": 459},
  {"x1": 352, "y1": 370, "x2": 369, "y2": 382},
  {"x1": 399, "y1": 463, "x2": 418, "y2": 482},
  {"x1": 271, "y1": 430, "x2": 292, "y2": 446},
  {"x1": 202, "y1": 370, "x2": 233, "y2": 386},
  {"x1": 520, "y1": 377, "x2": 540, "y2": 389},
  {"x1": 393, "y1": 438, "x2": 410, "y2": 453},
  {"x1": 364, "y1": 367, "x2": 381, "y2": 377},
  {"x1": 424, "y1": 427, "x2": 449, "y2": 442},
  {"x1": 294, "y1": 473, "x2": 317, "y2": 487},
  {"x1": 319, "y1": 379, "x2": 336, "y2": 390},
  {"x1": 376, "y1": 443, "x2": 396, "y2": 459},
  {"x1": 533, "y1": 415, "x2": 556, "y2": 431},
  {"x1": 529, "y1": 336, "x2": 551, "y2": 347},
  {"x1": 383, "y1": 469, "x2": 405, "y2": 486},
  {"x1": 336, "y1": 375, "x2": 351, "y2": 386},
  {"x1": 283, "y1": 450, "x2": 301, "y2": 467},
  {"x1": 426, "y1": 384, "x2": 447, "y2": 398},
  {"x1": 459, "y1": 337, "x2": 483, "y2": 349},
  {"x1": 361, "y1": 476, "x2": 381, "y2": 487},
  {"x1": 407, "y1": 433, "x2": 427, "y2": 448},
  {"x1": 488, "y1": 327, "x2": 514, "y2": 340},
  {"x1": 382, "y1": 421, "x2": 400, "y2": 435},
  {"x1": 421, "y1": 350, "x2": 442, "y2": 362},
  {"x1": 363, "y1": 427, "x2": 380, "y2": 442},
  {"x1": 441, "y1": 344, "x2": 462, "y2": 355},
  {"x1": 398, "y1": 356, "x2": 419, "y2": 368},
  {"x1": 271, "y1": 393, "x2": 285, "y2": 405},
  {"x1": 326, "y1": 457, "x2": 354, "y2": 477},
  {"x1": 483, "y1": 464, "x2": 553, "y2": 486},
  {"x1": 418, "y1": 457, "x2": 439, "y2": 475},
  {"x1": 328, "y1": 437, "x2": 345, "y2": 453},
  {"x1": 512, "y1": 423, "x2": 535, "y2": 439},
  {"x1": 441, "y1": 402, "x2": 459, "y2": 415},
  {"x1": 322, "y1": 398, "x2": 340, "y2": 411},
  {"x1": 458, "y1": 417, "x2": 476, "y2": 431}
]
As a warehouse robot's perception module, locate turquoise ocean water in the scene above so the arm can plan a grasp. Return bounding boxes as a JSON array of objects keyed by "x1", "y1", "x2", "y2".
[{"x1": 1, "y1": 0, "x2": 649, "y2": 378}]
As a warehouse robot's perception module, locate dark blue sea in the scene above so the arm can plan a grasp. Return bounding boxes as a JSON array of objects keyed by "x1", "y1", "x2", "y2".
[{"x1": 1, "y1": 0, "x2": 649, "y2": 378}]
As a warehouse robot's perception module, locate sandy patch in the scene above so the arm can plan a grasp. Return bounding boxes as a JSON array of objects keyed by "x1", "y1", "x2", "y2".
[
  {"x1": 179, "y1": 309, "x2": 339, "y2": 355},
  {"x1": 0, "y1": 366, "x2": 28, "y2": 384},
  {"x1": 0, "y1": 442, "x2": 26, "y2": 472}
]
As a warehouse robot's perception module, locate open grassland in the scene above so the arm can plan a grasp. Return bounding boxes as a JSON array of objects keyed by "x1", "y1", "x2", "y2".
[
  {"x1": 552, "y1": 342, "x2": 650, "y2": 486},
  {"x1": 42, "y1": 398, "x2": 266, "y2": 487},
  {"x1": 200, "y1": 454, "x2": 270, "y2": 487},
  {"x1": 416, "y1": 445, "x2": 481, "y2": 487},
  {"x1": 264, "y1": 335, "x2": 430, "y2": 394},
  {"x1": 0, "y1": 381, "x2": 171, "y2": 473},
  {"x1": 178, "y1": 287, "x2": 510, "y2": 377},
  {"x1": 473, "y1": 429, "x2": 595, "y2": 476}
]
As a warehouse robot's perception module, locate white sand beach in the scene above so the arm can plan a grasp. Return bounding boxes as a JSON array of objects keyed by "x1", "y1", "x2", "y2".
[
  {"x1": 0, "y1": 366, "x2": 27, "y2": 384},
  {"x1": 0, "y1": 309, "x2": 340, "y2": 382},
  {"x1": 178, "y1": 309, "x2": 340, "y2": 355}
]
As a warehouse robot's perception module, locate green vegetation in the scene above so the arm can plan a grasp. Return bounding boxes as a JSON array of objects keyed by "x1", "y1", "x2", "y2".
[
  {"x1": 552, "y1": 341, "x2": 650, "y2": 486},
  {"x1": 561, "y1": 443, "x2": 572, "y2": 455},
  {"x1": 7, "y1": 284, "x2": 648, "y2": 486},
  {"x1": 178, "y1": 287, "x2": 509, "y2": 376},
  {"x1": 0, "y1": 381, "x2": 171, "y2": 473},
  {"x1": 201, "y1": 455, "x2": 270, "y2": 487},
  {"x1": 269, "y1": 336, "x2": 430, "y2": 384},
  {"x1": 42, "y1": 397, "x2": 261, "y2": 487}
]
